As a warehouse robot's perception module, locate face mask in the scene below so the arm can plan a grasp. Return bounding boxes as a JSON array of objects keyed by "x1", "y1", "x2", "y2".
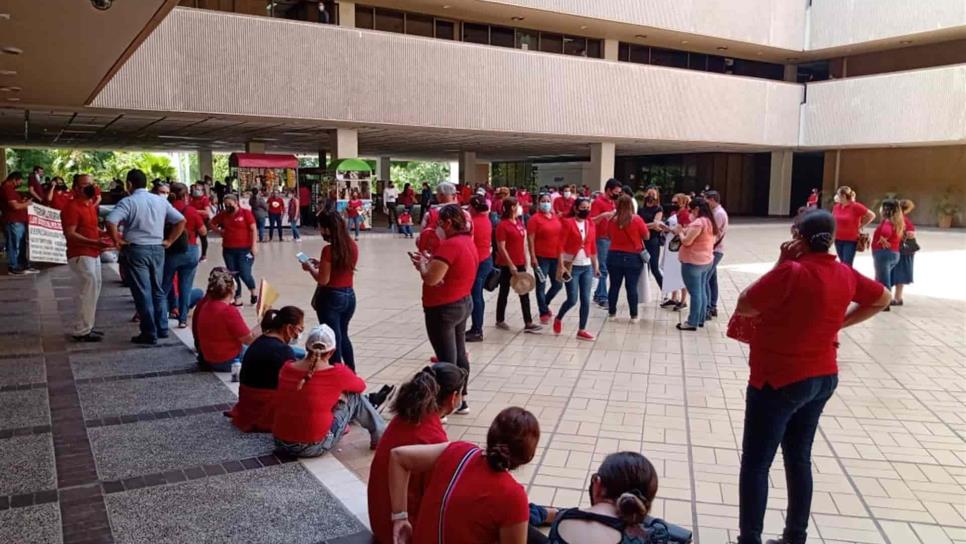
[
  {"x1": 435, "y1": 226, "x2": 447, "y2": 240},
  {"x1": 610, "y1": 192, "x2": 621, "y2": 201},
  {"x1": 539, "y1": 202, "x2": 552, "y2": 213},
  {"x1": 192, "y1": 190, "x2": 202, "y2": 197},
  {"x1": 563, "y1": 191, "x2": 571, "y2": 198},
  {"x1": 225, "y1": 204, "x2": 237, "y2": 212},
  {"x1": 289, "y1": 330, "x2": 304, "y2": 346},
  {"x1": 516, "y1": 205, "x2": 524, "y2": 217},
  {"x1": 576, "y1": 209, "x2": 590, "y2": 219},
  {"x1": 82, "y1": 185, "x2": 96, "y2": 199}
]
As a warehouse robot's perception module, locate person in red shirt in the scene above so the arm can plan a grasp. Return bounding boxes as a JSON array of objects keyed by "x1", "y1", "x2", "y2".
[
  {"x1": 411, "y1": 205, "x2": 477, "y2": 412},
  {"x1": 2, "y1": 171, "x2": 34, "y2": 275},
  {"x1": 891, "y1": 199, "x2": 917, "y2": 306},
  {"x1": 673, "y1": 193, "x2": 692, "y2": 226},
  {"x1": 212, "y1": 194, "x2": 258, "y2": 305},
  {"x1": 273, "y1": 324, "x2": 386, "y2": 457},
  {"x1": 301, "y1": 210, "x2": 359, "y2": 371},
  {"x1": 495, "y1": 197, "x2": 541, "y2": 333},
  {"x1": 28, "y1": 166, "x2": 46, "y2": 203},
  {"x1": 590, "y1": 179, "x2": 623, "y2": 306},
  {"x1": 602, "y1": 195, "x2": 650, "y2": 323},
  {"x1": 398, "y1": 210, "x2": 414, "y2": 238},
  {"x1": 554, "y1": 198, "x2": 599, "y2": 340},
  {"x1": 165, "y1": 183, "x2": 207, "y2": 328},
  {"x1": 552, "y1": 185, "x2": 575, "y2": 217},
  {"x1": 387, "y1": 406, "x2": 538, "y2": 544},
  {"x1": 61, "y1": 174, "x2": 109, "y2": 341},
  {"x1": 346, "y1": 189, "x2": 364, "y2": 240},
  {"x1": 466, "y1": 195, "x2": 493, "y2": 342},
  {"x1": 806, "y1": 188, "x2": 819, "y2": 208},
  {"x1": 832, "y1": 186, "x2": 875, "y2": 267},
  {"x1": 516, "y1": 187, "x2": 533, "y2": 216},
  {"x1": 399, "y1": 182, "x2": 416, "y2": 211},
  {"x1": 527, "y1": 193, "x2": 564, "y2": 324},
  {"x1": 871, "y1": 199, "x2": 904, "y2": 296},
  {"x1": 266, "y1": 190, "x2": 286, "y2": 241},
  {"x1": 733, "y1": 209, "x2": 889, "y2": 544},
  {"x1": 47, "y1": 177, "x2": 73, "y2": 210},
  {"x1": 190, "y1": 183, "x2": 212, "y2": 260},
  {"x1": 368, "y1": 363, "x2": 466, "y2": 544},
  {"x1": 193, "y1": 268, "x2": 257, "y2": 371}
]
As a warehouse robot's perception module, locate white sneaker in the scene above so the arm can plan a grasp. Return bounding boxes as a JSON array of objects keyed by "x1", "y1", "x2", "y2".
[{"x1": 630, "y1": 317, "x2": 640, "y2": 324}]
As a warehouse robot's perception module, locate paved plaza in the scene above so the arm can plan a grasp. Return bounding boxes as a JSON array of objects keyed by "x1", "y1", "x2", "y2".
[{"x1": 2, "y1": 221, "x2": 965, "y2": 543}]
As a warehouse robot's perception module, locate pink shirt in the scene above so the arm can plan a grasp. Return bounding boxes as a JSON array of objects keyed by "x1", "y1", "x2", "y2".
[{"x1": 679, "y1": 217, "x2": 715, "y2": 265}]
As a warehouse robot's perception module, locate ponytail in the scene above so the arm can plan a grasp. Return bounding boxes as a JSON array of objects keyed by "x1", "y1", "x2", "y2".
[
  {"x1": 391, "y1": 363, "x2": 467, "y2": 423},
  {"x1": 296, "y1": 345, "x2": 327, "y2": 391},
  {"x1": 260, "y1": 306, "x2": 304, "y2": 333},
  {"x1": 596, "y1": 451, "x2": 658, "y2": 526}
]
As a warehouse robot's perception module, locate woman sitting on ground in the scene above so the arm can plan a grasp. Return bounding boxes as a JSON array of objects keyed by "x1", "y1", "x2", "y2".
[
  {"x1": 368, "y1": 363, "x2": 467, "y2": 544},
  {"x1": 226, "y1": 306, "x2": 304, "y2": 433},
  {"x1": 272, "y1": 324, "x2": 386, "y2": 458},
  {"x1": 193, "y1": 268, "x2": 257, "y2": 371},
  {"x1": 388, "y1": 406, "x2": 539, "y2": 544}
]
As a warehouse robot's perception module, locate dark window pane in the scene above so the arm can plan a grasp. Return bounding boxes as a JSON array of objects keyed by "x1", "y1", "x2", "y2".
[
  {"x1": 435, "y1": 20, "x2": 455, "y2": 40},
  {"x1": 733, "y1": 59, "x2": 784, "y2": 80},
  {"x1": 651, "y1": 47, "x2": 688, "y2": 68},
  {"x1": 707, "y1": 55, "x2": 727, "y2": 73},
  {"x1": 689, "y1": 53, "x2": 708, "y2": 71},
  {"x1": 516, "y1": 29, "x2": 538, "y2": 51},
  {"x1": 374, "y1": 8, "x2": 404, "y2": 33},
  {"x1": 463, "y1": 22, "x2": 489, "y2": 44},
  {"x1": 587, "y1": 39, "x2": 602, "y2": 59},
  {"x1": 405, "y1": 13, "x2": 434, "y2": 37},
  {"x1": 618, "y1": 43, "x2": 630, "y2": 62},
  {"x1": 563, "y1": 36, "x2": 586, "y2": 56},
  {"x1": 629, "y1": 44, "x2": 649, "y2": 64},
  {"x1": 491, "y1": 25, "x2": 514, "y2": 48},
  {"x1": 355, "y1": 5, "x2": 374, "y2": 29},
  {"x1": 539, "y1": 32, "x2": 563, "y2": 54}
]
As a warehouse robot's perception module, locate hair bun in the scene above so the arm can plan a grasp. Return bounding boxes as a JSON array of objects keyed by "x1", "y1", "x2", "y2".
[
  {"x1": 486, "y1": 444, "x2": 512, "y2": 471},
  {"x1": 421, "y1": 365, "x2": 437, "y2": 378},
  {"x1": 616, "y1": 492, "x2": 648, "y2": 525}
]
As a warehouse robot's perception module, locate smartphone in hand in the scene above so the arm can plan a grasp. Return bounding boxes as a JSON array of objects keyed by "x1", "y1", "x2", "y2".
[{"x1": 296, "y1": 252, "x2": 310, "y2": 264}]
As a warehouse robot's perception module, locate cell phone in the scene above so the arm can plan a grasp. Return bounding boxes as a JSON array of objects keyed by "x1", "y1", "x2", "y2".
[{"x1": 296, "y1": 252, "x2": 310, "y2": 264}]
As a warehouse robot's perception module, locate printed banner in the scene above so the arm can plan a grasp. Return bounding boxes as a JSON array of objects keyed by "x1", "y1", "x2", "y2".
[{"x1": 27, "y1": 204, "x2": 68, "y2": 264}]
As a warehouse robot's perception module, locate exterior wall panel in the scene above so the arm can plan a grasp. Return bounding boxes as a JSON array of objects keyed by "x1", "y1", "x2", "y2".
[{"x1": 809, "y1": 0, "x2": 966, "y2": 50}]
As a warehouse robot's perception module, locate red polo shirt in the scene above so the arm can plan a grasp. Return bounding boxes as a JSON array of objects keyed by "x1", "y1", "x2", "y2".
[
  {"x1": 590, "y1": 195, "x2": 615, "y2": 238},
  {"x1": 471, "y1": 213, "x2": 492, "y2": 263},
  {"x1": 553, "y1": 196, "x2": 574, "y2": 216},
  {"x1": 1, "y1": 181, "x2": 28, "y2": 224},
  {"x1": 49, "y1": 189, "x2": 73, "y2": 211},
  {"x1": 60, "y1": 197, "x2": 101, "y2": 259},
  {"x1": 213, "y1": 208, "x2": 255, "y2": 249},
  {"x1": 190, "y1": 194, "x2": 210, "y2": 215},
  {"x1": 173, "y1": 200, "x2": 204, "y2": 246},
  {"x1": 347, "y1": 199, "x2": 363, "y2": 218},
  {"x1": 833, "y1": 202, "x2": 869, "y2": 242},
  {"x1": 605, "y1": 215, "x2": 650, "y2": 253},
  {"x1": 743, "y1": 253, "x2": 883, "y2": 389},
  {"x1": 273, "y1": 362, "x2": 366, "y2": 444},
  {"x1": 423, "y1": 232, "x2": 476, "y2": 308},
  {"x1": 527, "y1": 213, "x2": 563, "y2": 259},
  {"x1": 495, "y1": 219, "x2": 526, "y2": 267},
  {"x1": 196, "y1": 300, "x2": 249, "y2": 363},
  {"x1": 267, "y1": 197, "x2": 285, "y2": 215},
  {"x1": 320, "y1": 240, "x2": 358, "y2": 288}
]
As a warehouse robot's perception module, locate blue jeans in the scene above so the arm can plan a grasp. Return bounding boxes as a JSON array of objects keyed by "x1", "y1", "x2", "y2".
[
  {"x1": 289, "y1": 220, "x2": 301, "y2": 240},
  {"x1": 681, "y1": 262, "x2": 713, "y2": 327},
  {"x1": 469, "y1": 256, "x2": 493, "y2": 335},
  {"x1": 593, "y1": 238, "x2": 611, "y2": 302},
  {"x1": 268, "y1": 214, "x2": 284, "y2": 240},
  {"x1": 123, "y1": 244, "x2": 168, "y2": 339},
  {"x1": 315, "y1": 287, "x2": 356, "y2": 371},
  {"x1": 400, "y1": 224, "x2": 413, "y2": 236},
  {"x1": 223, "y1": 248, "x2": 256, "y2": 297},
  {"x1": 834, "y1": 240, "x2": 857, "y2": 267},
  {"x1": 4, "y1": 222, "x2": 27, "y2": 272},
  {"x1": 606, "y1": 250, "x2": 644, "y2": 318},
  {"x1": 347, "y1": 215, "x2": 362, "y2": 238},
  {"x1": 556, "y1": 264, "x2": 593, "y2": 330},
  {"x1": 254, "y1": 216, "x2": 266, "y2": 241},
  {"x1": 535, "y1": 256, "x2": 563, "y2": 317},
  {"x1": 707, "y1": 251, "x2": 725, "y2": 313},
  {"x1": 872, "y1": 249, "x2": 900, "y2": 290},
  {"x1": 739, "y1": 375, "x2": 838, "y2": 544},
  {"x1": 163, "y1": 245, "x2": 200, "y2": 324}
]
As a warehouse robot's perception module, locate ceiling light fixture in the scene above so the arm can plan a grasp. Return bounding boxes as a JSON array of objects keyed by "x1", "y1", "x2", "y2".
[
  {"x1": 0, "y1": 70, "x2": 15, "y2": 75},
  {"x1": 680, "y1": 40, "x2": 689, "y2": 44},
  {"x1": 6, "y1": 97, "x2": 19, "y2": 102},
  {"x1": 510, "y1": 16, "x2": 525, "y2": 21},
  {"x1": 786, "y1": 57, "x2": 799, "y2": 61},
  {"x1": 634, "y1": 34, "x2": 647, "y2": 39},
  {"x1": 2, "y1": 46, "x2": 23, "y2": 55},
  {"x1": 0, "y1": 14, "x2": 10, "y2": 20},
  {"x1": 899, "y1": 39, "x2": 913, "y2": 45},
  {"x1": 579, "y1": 25, "x2": 587, "y2": 30},
  {"x1": 442, "y1": 4, "x2": 451, "y2": 8},
  {"x1": 716, "y1": 46, "x2": 728, "y2": 51},
  {"x1": 0, "y1": 86, "x2": 19, "y2": 92}
]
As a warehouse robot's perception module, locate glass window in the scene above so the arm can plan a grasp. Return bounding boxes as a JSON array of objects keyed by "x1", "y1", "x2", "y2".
[
  {"x1": 629, "y1": 44, "x2": 650, "y2": 64},
  {"x1": 618, "y1": 43, "x2": 630, "y2": 62},
  {"x1": 650, "y1": 47, "x2": 688, "y2": 68},
  {"x1": 516, "y1": 29, "x2": 538, "y2": 51},
  {"x1": 355, "y1": 5, "x2": 374, "y2": 29},
  {"x1": 688, "y1": 53, "x2": 709, "y2": 71},
  {"x1": 491, "y1": 25, "x2": 515, "y2": 48},
  {"x1": 405, "y1": 13, "x2": 434, "y2": 37},
  {"x1": 463, "y1": 22, "x2": 489, "y2": 45},
  {"x1": 586, "y1": 39, "x2": 602, "y2": 59},
  {"x1": 539, "y1": 32, "x2": 563, "y2": 54},
  {"x1": 374, "y1": 8, "x2": 404, "y2": 33},
  {"x1": 563, "y1": 36, "x2": 586, "y2": 56},
  {"x1": 733, "y1": 59, "x2": 784, "y2": 80},
  {"x1": 707, "y1": 55, "x2": 727, "y2": 73},
  {"x1": 435, "y1": 19, "x2": 455, "y2": 40}
]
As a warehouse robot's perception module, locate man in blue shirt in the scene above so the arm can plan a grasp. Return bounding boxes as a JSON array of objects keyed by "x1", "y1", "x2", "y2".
[{"x1": 107, "y1": 169, "x2": 186, "y2": 345}]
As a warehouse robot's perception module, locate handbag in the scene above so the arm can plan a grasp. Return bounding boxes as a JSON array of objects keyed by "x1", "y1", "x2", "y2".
[
  {"x1": 483, "y1": 268, "x2": 501, "y2": 292},
  {"x1": 856, "y1": 232, "x2": 871, "y2": 252},
  {"x1": 900, "y1": 237, "x2": 920, "y2": 255},
  {"x1": 668, "y1": 235, "x2": 682, "y2": 252}
]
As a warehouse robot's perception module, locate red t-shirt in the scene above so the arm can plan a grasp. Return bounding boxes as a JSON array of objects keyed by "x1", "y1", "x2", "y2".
[
  {"x1": 495, "y1": 219, "x2": 526, "y2": 267},
  {"x1": 873, "y1": 220, "x2": 901, "y2": 252},
  {"x1": 413, "y1": 441, "x2": 529, "y2": 544},
  {"x1": 605, "y1": 215, "x2": 650, "y2": 254},
  {"x1": 267, "y1": 197, "x2": 285, "y2": 215},
  {"x1": 424, "y1": 233, "x2": 477, "y2": 308},
  {"x1": 347, "y1": 199, "x2": 363, "y2": 218},
  {"x1": 553, "y1": 196, "x2": 574, "y2": 217},
  {"x1": 675, "y1": 208, "x2": 692, "y2": 227},
  {"x1": 560, "y1": 217, "x2": 597, "y2": 258},
  {"x1": 743, "y1": 253, "x2": 883, "y2": 389},
  {"x1": 272, "y1": 362, "x2": 365, "y2": 444},
  {"x1": 807, "y1": 193, "x2": 818, "y2": 206},
  {"x1": 517, "y1": 191, "x2": 532, "y2": 209},
  {"x1": 1, "y1": 181, "x2": 27, "y2": 224},
  {"x1": 368, "y1": 415, "x2": 448, "y2": 544},
  {"x1": 173, "y1": 200, "x2": 204, "y2": 246},
  {"x1": 190, "y1": 195, "x2": 210, "y2": 214},
  {"x1": 196, "y1": 300, "x2": 249, "y2": 363},
  {"x1": 213, "y1": 208, "x2": 255, "y2": 249},
  {"x1": 527, "y1": 213, "x2": 563, "y2": 259},
  {"x1": 833, "y1": 202, "x2": 869, "y2": 242},
  {"x1": 471, "y1": 213, "x2": 492, "y2": 263},
  {"x1": 590, "y1": 195, "x2": 615, "y2": 238},
  {"x1": 60, "y1": 198, "x2": 101, "y2": 259},
  {"x1": 49, "y1": 189, "x2": 73, "y2": 211},
  {"x1": 320, "y1": 240, "x2": 358, "y2": 288}
]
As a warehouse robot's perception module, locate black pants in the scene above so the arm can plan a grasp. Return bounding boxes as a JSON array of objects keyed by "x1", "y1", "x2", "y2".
[
  {"x1": 424, "y1": 296, "x2": 471, "y2": 394},
  {"x1": 645, "y1": 238, "x2": 663, "y2": 288},
  {"x1": 386, "y1": 202, "x2": 397, "y2": 230},
  {"x1": 496, "y1": 265, "x2": 533, "y2": 325}
]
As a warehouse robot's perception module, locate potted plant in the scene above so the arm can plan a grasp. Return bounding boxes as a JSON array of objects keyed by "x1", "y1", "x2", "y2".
[{"x1": 935, "y1": 189, "x2": 961, "y2": 228}]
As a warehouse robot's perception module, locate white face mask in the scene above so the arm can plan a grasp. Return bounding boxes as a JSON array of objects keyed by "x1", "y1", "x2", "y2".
[
  {"x1": 516, "y1": 205, "x2": 524, "y2": 217},
  {"x1": 563, "y1": 191, "x2": 571, "y2": 198},
  {"x1": 289, "y1": 331, "x2": 304, "y2": 346},
  {"x1": 435, "y1": 226, "x2": 447, "y2": 240}
]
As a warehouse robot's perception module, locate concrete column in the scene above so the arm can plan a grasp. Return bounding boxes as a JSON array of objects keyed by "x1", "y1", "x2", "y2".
[
  {"x1": 0, "y1": 147, "x2": 6, "y2": 181},
  {"x1": 338, "y1": 1, "x2": 355, "y2": 27},
  {"x1": 318, "y1": 150, "x2": 328, "y2": 167},
  {"x1": 603, "y1": 39, "x2": 619, "y2": 61},
  {"x1": 767, "y1": 150, "x2": 794, "y2": 216},
  {"x1": 376, "y1": 156, "x2": 391, "y2": 181},
  {"x1": 198, "y1": 148, "x2": 213, "y2": 180},
  {"x1": 245, "y1": 141, "x2": 266, "y2": 154},
  {"x1": 327, "y1": 128, "x2": 358, "y2": 159},
  {"x1": 448, "y1": 161, "x2": 459, "y2": 184},
  {"x1": 458, "y1": 151, "x2": 478, "y2": 185},
  {"x1": 588, "y1": 142, "x2": 616, "y2": 191}
]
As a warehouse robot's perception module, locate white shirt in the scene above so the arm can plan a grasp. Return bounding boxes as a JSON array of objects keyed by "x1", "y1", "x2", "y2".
[
  {"x1": 383, "y1": 186, "x2": 398, "y2": 203},
  {"x1": 573, "y1": 219, "x2": 591, "y2": 266},
  {"x1": 712, "y1": 205, "x2": 729, "y2": 253}
]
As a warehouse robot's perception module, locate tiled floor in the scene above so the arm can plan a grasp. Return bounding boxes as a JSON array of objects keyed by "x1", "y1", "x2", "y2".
[{"x1": 192, "y1": 221, "x2": 966, "y2": 544}]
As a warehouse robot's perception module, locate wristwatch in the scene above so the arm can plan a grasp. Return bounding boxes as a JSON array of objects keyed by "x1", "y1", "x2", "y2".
[{"x1": 391, "y1": 512, "x2": 409, "y2": 522}]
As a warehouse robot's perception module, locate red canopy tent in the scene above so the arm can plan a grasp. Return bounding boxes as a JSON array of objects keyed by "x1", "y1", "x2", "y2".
[{"x1": 228, "y1": 153, "x2": 299, "y2": 169}]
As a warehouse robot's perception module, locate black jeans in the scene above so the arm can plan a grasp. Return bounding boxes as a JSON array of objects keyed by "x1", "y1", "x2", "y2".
[
  {"x1": 424, "y1": 296, "x2": 471, "y2": 394},
  {"x1": 496, "y1": 265, "x2": 533, "y2": 325},
  {"x1": 644, "y1": 238, "x2": 663, "y2": 289},
  {"x1": 738, "y1": 374, "x2": 838, "y2": 544}
]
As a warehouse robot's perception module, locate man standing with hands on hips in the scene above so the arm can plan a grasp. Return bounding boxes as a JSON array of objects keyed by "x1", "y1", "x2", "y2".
[{"x1": 107, "y1": 169, "x2": 186, "y2": 345}]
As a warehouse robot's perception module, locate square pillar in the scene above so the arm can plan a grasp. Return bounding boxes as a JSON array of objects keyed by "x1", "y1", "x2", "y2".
[
  {"x1": 376, "y1": 156, "x2": 391, "y2": 181},
  {"x1": 245, "y1": 141, "x2": 266, "y2": 154},
  {"x1": 327, "y1": 128, "x2": 358, "y2": 159},
  {"x1": 768, "y1": 150, "x2": 793, "y2": 216},
  {"x1": 588, "y1": 142, "x2": 616, "y2": 191},
  {"x1": 338, "y1": 1, "x2": 355, "y2": 27},
  {"x1": 458, "y1": 151, "x2": 478, "y2": 185},
  {"x1": 198, "y1": 148, "x2": 213, "y2": 180},
  {"x1": 603, "y1": 39, "x2": 619, "y2": 61}
]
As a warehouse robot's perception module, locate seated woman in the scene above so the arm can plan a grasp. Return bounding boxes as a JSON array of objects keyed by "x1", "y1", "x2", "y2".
[
  {"x1": 193, "y1": 268, "x2": 256, "y2": 371},
  {"x1": 226, "y1": 306, "x2": 304, "y2": 433},
  {"x1": 368, "y1": 363, "x2": 467, "y2": 543},
  {"x1": 272, "y1": 324, "x2": 386, "y2": 458},
  {"x1": 388, "y1": 406, "x2": 539, "y2": 544}
]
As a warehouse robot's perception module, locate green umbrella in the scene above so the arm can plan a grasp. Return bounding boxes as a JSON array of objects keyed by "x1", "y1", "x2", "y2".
[{"x1": 329, "y1": 158, "x2": 373, "y2": 172}]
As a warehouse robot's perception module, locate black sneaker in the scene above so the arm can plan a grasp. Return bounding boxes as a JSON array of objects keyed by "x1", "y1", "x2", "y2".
[
  {"x1": 660, "y1": 299, "x2": 677, "y2": 308},
  {"x1": 250, "y1": 294, "x2": 258, "y2": 305},
  {"x1": 157, "y1": 332, "x2": 169, "y2": 339},
  {"x1": 455, "y1": 401, "x2": 470, "y2": 415},
  {"x1": 708, "y1": 308, "x2": 718, "y2": 318},
  {"x1": 72, "y1": 333, "x2": 102, "y2": 343},
  {"x1": 673, "y1": 302, "x2": 687, "y2": 311},
  {"x1": 89, "y1": 329, "x2": 105, "y2": 337},
  {"x1": 131, "y1": 334, "x2": 157, "y2": 345},
  {"x1": 465, "y1": 332, "x2": 483, "y2": 342},
  {"x1": 367, "y1": 385, "x2": 395, "y2": 410}
]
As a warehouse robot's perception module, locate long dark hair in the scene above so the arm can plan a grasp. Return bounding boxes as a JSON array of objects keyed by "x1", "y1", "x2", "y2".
[
  {"x1": 688, "y1": 196, "x2": 720, "y2": 237},
  {"x1": 260, "y1": 306, "x2": 304, "y2": 333},
  {"x1": 614, "y1": 194, "x2": 635, "y2": 229},
  {"x1": 437, "y1": 203, "x2": 468, "y2": 232},
  {"x1": 795, "y1": 209, "x2": 836, "y2": 252},
  {"x1": 469, "y1": 194, "x2": 489, "y2": 213},
  {"x1": 500, "y1": 196, "x2": 519, "y2": 220},
  {"x1": 485, "y1": 406, "x2": 539, "y2": 472},
  {"x1": 317, "y1": 210, "x2": 354, "y2": 270},
  {"x1": 391, "y1": 363, "x2": 467, "y2": 424},
  {"x1": 597, "y1": 451, "x2": 659, "y2": 526}
]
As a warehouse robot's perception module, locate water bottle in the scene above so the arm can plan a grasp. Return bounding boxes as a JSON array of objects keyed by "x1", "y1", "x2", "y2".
[
  {"x1": 231, "y1": 362, "x2": 241, "y2": 382},
  {"x1": 534, "y1": 265, "x2": 547, "y2": 284}
]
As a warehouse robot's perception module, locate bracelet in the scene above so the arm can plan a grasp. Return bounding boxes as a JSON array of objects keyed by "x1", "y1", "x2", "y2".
[{"x1": 391, "y1": 512, "x2": 409, "y2": 521}]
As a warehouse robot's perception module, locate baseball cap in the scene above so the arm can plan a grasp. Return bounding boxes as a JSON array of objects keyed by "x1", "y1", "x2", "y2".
[{"x1": 305, "y1": 324, "x2": 337, "y2": 353}]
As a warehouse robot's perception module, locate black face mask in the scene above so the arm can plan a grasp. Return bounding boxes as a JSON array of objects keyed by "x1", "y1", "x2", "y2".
[
  {"x1": 82, "y1": 185, "x2": 96, "y2": 199},
  {"x1": 225, "y1": 205, "x2": 237, "y2": 213},
  {"x1": 610, "y1": 192, "x2": 621, "y2": 201},
  {"x1": 576, "y1": 209, "x2": 590, "y2": 219}
]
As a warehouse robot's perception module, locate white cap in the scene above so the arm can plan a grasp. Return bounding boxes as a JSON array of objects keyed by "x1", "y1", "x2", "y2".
[{"x1": 305, "y1": 324, "x2": 337, "y2": 353}]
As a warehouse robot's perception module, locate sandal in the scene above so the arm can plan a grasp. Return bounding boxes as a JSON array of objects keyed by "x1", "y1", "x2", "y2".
[{"x1": 232, "y1": 298, "x2": 243, "y2": 307}]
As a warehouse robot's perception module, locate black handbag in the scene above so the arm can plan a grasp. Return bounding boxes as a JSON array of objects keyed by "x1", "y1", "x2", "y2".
[
  {"x1": 483, "y1": 268, "x2": 501, "y2": 292},
  {"x1": 668, "y1": 235, "x2": 682, "y2": 252},
  {"x1": 901, "y1": 237, "x2": 920, "y2": 255}
]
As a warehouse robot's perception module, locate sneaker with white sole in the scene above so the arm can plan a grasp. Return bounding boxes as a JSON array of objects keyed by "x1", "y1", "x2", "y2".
[
  {"x1": 524, "y1": 323, "x2": 543, "y2": 334},
  {"x1": 455, "y1": 401, "x2": 470, "y2": 415}
]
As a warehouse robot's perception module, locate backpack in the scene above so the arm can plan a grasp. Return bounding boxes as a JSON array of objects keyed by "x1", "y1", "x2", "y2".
[{"x1": 548, "y1": 508, "x2": 692, "y2": 544}]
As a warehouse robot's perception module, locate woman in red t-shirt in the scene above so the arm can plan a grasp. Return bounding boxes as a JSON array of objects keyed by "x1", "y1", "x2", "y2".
[
  {"x1": 211, "y1": 194, "x2": 258, "y2": 306},
  {"x1": 266, "y1": 190, "x2": 286, "y2": 242},
  {"x1": 399, "y1": 183, "x2": 416, "y2": 210},
  {"x1": 552, "y1": 185, "x2": 575, "y2": 217},
  {"x1": 832, "y1": 186, "x2": 875, "y2": 267},
  {"x1": 193, "y1": 269, "x2": 256, "y2": 371},
  {"x1": 273, "y1": 324, "x2": 386, "y2": 457},
  {"x1": 495, "y1": 197, "x2": 541, "y2": 333},
  {"x1": 346, "y1": 189, "x2": 364, "y2": 240},
  {"x1": 190, "y1": 183, "x2": 211, "y2": 260},
  {"x1": 411, "y1": 205, "x2": 477, "y2": 411},
  {"x1": 166, "y1": 183, "x2": 207, "y2": 327},
  {"x1": 368, "y1": 363, "x2": 467, "y2": 544},
  {"x1": 387, "y1": 406, "x2": 539, "y2": 544},
  {"x1": 673, "y1": 193, "x2": 692, "y2": 226},
  {"x1": 527, "y1": 193, "x2": 564, "y2": 324},
  {"x1": 871, "y1": 199, "x2": 904, "y2": 294},
  {"x1": 604, "y1": 195, "x2": 650, "y2": 322},
  {"x1": 466, "y1": 195, "x2": 493, "y2": 342},
  {"x1": 892, "y1": 199, "x2": 917, "y2": 306},
  {"x1": 733, "y1": 209, "x2": 889, "y2": 544}
]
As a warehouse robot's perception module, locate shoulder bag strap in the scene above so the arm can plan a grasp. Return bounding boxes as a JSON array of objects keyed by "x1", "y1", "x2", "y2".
[{"x1": 437, "y1": 447, "x2": 481, "y2": 544}]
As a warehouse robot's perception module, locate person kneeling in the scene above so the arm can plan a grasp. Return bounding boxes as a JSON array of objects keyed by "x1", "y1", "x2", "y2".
[{"x1": 272, "y1": 324, "x2": 386, "y2": 457}]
